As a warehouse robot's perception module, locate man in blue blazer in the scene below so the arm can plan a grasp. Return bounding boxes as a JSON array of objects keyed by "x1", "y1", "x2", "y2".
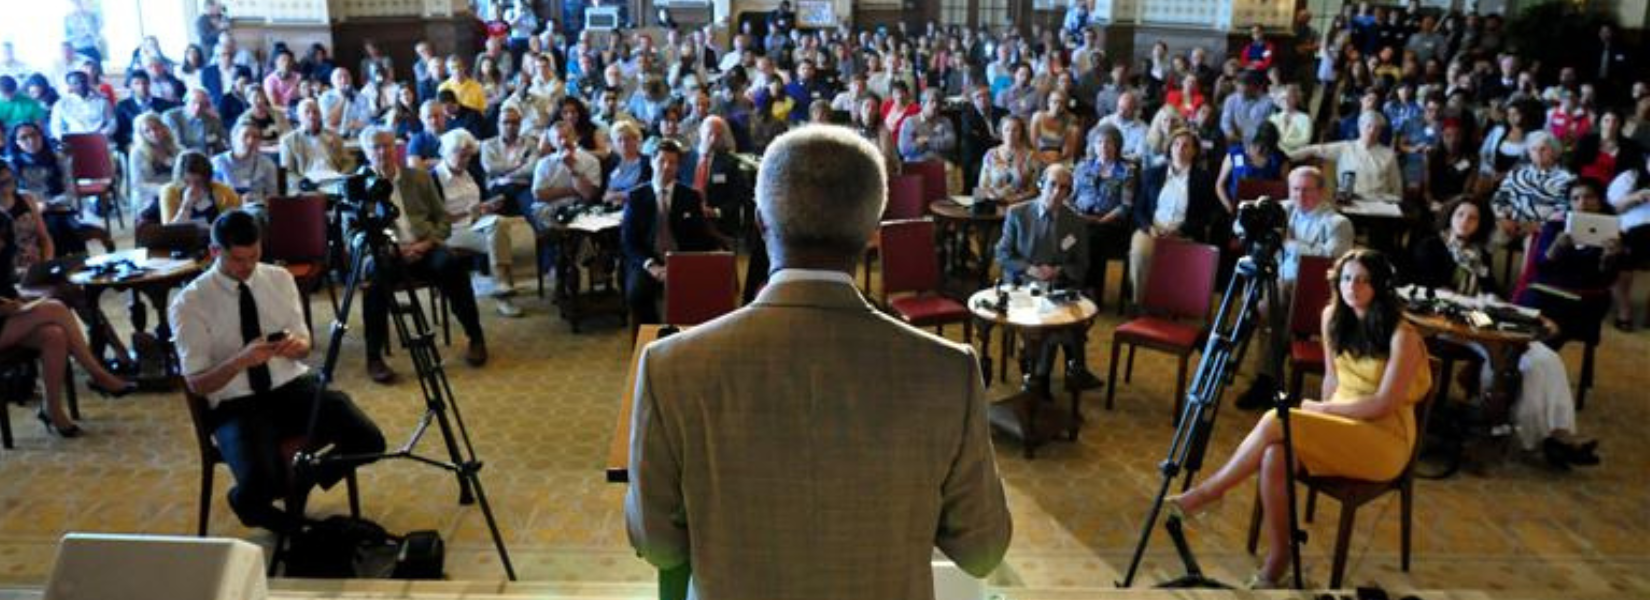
[{"x1": 622, "y1": 139, "x2": 724, "y2": 324}]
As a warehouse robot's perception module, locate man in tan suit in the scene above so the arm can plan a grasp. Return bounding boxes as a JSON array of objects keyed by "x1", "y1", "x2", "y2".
[{"x1": 625, "y1": 125, "x2": 1012, "y2": 599}]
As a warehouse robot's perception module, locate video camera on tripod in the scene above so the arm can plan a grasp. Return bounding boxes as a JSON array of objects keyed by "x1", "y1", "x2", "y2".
[
  {"x1": 1120, "y1": 192, "x2": 1308, "y2": 589},
  {"x1": 337, "y1": 170, "x2": 400, "y2": 245},
  {"x1": 1232, "y1": 195, "x2": 1288, "y2": 264}
]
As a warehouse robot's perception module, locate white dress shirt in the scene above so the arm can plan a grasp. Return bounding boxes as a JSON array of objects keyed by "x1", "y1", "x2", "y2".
[
  {"x1": 49, "y1": 92, "x2": 114, "y2": 139},
  {"x1": 171, "y1": 263, "x2": 310, "y2": 406},
  {"x1": 1153, "y1": 167, "x2": 1190, "y2": 232},
  {"x1": 530, "y1": 148, "x2": 601, "y2": 205}
]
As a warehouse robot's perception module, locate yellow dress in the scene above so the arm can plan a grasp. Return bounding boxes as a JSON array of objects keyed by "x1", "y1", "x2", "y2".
[{"x1": 1276, "y1": 341, "x2": 1432, "y2": 481}]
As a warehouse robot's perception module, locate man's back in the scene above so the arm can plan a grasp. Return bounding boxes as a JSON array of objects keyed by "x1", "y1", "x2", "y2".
[{"x1": 626, "y1": 278, "x2": 1011, "y2": 599}]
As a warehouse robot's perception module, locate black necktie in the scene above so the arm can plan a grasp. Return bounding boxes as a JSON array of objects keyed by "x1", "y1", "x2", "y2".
[{"x1": 239, "y1": 282, "x2": 272, "y2": 394}]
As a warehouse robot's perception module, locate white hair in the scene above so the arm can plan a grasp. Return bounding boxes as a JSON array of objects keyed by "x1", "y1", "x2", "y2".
[
  {"x1": 1357, "y1": 110, "x2": 1387, "y2": 133},
  {"x1": 756, "y1": 125, "x2": 887, "y2": 257},
  {"x1": 357, "y1": 124, "x2": 393, "y2": 148},
  {"x1": 1525, "y1": 130, "x2": 1561, "y2": 156},
  {"x1": 439, "y1": 128, "x2": 479, "y2": 161}
]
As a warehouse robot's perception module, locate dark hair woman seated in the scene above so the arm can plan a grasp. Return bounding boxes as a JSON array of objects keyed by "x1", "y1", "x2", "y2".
[{"x1": 1164, "y1": 249, "x2": 1432, "y2": 589}]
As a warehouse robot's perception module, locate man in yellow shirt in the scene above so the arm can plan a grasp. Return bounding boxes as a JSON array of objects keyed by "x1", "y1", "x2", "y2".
[{"x1": 438, "y1": 54, "x2": 486, "y2": 113}]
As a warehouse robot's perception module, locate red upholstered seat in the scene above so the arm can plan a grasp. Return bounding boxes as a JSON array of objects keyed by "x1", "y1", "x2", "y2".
[
  {"x1": 282, "y1": 263, "x2": 322, "y2": 280},
  {"x1": 1115, "y1": 316, "x2": 1202, "y2": 349},
  {"x1": 890, "y1": 295, "x2": 969, "y2": 325},
  {"x1": 1285, "y1": 256, "x2": 1335, "y2": 402},
  {"x1": 1290, "y1": 339, "x2": 1324, "y2": 366},
  {"x1": 878, "y1": 219, "x2": 971, "y2": 340},
  {"x1": 1105, "y1": 237, "x2": 1220, "y2": 422}
]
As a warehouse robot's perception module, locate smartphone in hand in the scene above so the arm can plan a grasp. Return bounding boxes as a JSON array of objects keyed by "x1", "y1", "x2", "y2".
[{"x1": 265, "y1": 330, "x2": 289, "y2": 343}]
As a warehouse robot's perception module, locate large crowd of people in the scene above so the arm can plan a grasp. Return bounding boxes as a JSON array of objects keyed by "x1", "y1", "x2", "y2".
[{"x1": 0, "y1": 0, "x2": 1643, "y2": 590}]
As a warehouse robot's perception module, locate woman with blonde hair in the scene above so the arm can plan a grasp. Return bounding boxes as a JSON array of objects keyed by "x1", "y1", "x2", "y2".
[{"x1": 128, "y1": 112, "x2": 181, "y2": 218}]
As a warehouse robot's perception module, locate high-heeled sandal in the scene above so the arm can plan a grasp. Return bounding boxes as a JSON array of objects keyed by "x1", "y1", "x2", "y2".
[
  {"x1": 87, "y1": 379, "x2": 138, "y2": 398},
  {"x1": 1244, "y1": 569, "x2": 1286, "y2": 590},
  {"x1": 36, "y1": 409, "x2": 83, "y2": 438},
  {"x1": 1165, "y1": 492, "x2": 1222, "y2": 522}
]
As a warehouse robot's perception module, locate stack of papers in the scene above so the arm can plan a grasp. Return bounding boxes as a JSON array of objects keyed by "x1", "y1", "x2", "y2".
[
  {"x1": 1341, "y1": 200, "x2": 1403, "y2": 218},
  {"x1": 567, "y1": 211, "x2": 623, "y2": 232}
]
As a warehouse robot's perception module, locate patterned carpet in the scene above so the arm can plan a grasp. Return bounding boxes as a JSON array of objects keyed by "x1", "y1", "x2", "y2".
[{"x1": 0, "y1": 241, "x2": 1646, "y2": 596}]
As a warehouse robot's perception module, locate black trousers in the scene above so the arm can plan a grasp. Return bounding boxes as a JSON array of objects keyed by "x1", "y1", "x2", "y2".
[
  {"x1": 363, "y1": 247, "x2": 485, "y2": 359},
  {"x1": 211, "y1": 374, "x2": 386, "y2": 529},
  {"x1": 626, "y1": 265, "x2": 664, "y2": 325},
  {"x1": 1030, "y1": 330, "x2": 1088, "y2": 380}
]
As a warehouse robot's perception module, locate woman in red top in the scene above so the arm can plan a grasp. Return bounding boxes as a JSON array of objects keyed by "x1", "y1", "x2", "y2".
[
  {"x1": 879, "y1": 80, "x2": 919, "y2": 142},
  {"x1": 1571, "y1": 109, "x2": 1641, "y2": 186},
  {"x1": 1546, "y1": 90, "x2": 1594, "y2": 150},
  {"x1": 1163, "y1": 73, "x2": 1204, "y2": 119}
]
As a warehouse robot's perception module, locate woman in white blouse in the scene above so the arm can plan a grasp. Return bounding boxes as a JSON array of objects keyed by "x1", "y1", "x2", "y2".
[
  {"x1": 1287, "y1": 110, "x2": 1402, "y2": 202},
  {"x1": 433, "y1": 129, "x2": 533, "y2": 318}
]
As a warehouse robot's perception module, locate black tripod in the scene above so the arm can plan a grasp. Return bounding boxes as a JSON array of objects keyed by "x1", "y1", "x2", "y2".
[
  {"x1": 1118, "y1": 245, "x2": 1307, "y2": 589},
  {"x1": 281, "y1": 213, "x2": 517, "y2": 580}
]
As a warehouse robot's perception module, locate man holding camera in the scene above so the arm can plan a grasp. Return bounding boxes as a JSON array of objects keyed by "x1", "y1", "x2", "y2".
[
  {"x1": 172, "y1": 210, "x2": 385, "y2": 531},
  {"x1": 358, "y1": 126, "x2": 490, "y2": 383},
  {"x1": 996, "y1": 164, "x2": 1103, "y2": 395}
]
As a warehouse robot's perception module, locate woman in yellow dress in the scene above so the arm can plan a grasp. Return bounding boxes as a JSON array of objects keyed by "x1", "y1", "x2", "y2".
[{"x1": 1168, "y1": 248, "x2": 1431, "y2": 588}]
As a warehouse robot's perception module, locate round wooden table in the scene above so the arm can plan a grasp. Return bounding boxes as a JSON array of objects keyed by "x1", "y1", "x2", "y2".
[
  {"x1": 70, "y1": 250, "x2": 205, "y2": 386},
  {"x1": 1403, "y1": 308, "x2": 1556, "y2": 477},
  {"x1": 929, "y1": 197, "x2": 1007, "y2": 290},
  {"x1": 967, "y1": 286, "x2": 1099, "y2": 458}
]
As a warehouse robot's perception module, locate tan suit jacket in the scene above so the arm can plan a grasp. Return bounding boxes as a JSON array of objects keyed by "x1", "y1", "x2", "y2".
[{"x1": 625, "y1": 277, "x2": 1012, "y2": 600}]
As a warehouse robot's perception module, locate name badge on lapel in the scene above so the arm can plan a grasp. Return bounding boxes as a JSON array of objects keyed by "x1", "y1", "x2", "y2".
[
  {"x1": 1060, "y1": 234, "x2": 1077, "y2": 251},
  {"x1": 712, "y1": 173, "x2": 727, "y2": 184}
]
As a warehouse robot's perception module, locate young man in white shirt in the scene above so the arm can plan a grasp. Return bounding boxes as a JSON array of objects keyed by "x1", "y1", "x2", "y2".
[{"x1": 172, "y1": 210, "x2": 385, "y2": 531}]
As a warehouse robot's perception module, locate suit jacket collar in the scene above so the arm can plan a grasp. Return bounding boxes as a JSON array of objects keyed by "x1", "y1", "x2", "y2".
[{"x1": 751, "y1": 278, "x2": 876, "y2": 314}]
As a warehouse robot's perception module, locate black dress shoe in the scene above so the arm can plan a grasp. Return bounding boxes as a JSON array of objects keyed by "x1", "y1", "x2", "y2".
[
  {"x1": 1064, "y1": 365, "x2": 1103, "y2": 392},
  {"x1": 1567, "y1": 440, "x2": 1601, "y2": 466},
  {"x1": 1542, "y1": 438, "x2": 1573, "y2": 470},
  {"x1": 1021, "y1": 375, "x2": 1051, "y2": 398},
  {"x1": 366, "y1": 359, "x2": 398, "y2": 384}
]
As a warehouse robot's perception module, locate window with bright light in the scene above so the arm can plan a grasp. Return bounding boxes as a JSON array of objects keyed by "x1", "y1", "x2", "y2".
[{"x1": 1, "y1": 0, "x2": 189, "y2": 81}]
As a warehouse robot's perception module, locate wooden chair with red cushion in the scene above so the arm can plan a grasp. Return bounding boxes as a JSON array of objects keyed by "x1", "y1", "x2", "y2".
[
  {"x1": 1285, "y1": 255, "x2": 1336, "y2": 402},
  {"x1": 863, "y1": 174, "x2": 927, "y2": 290},
  {"x1": 904, "y1": 160, "x2": 949, "y2": 204},
  {"x1": 264, "y1": 195, "x2": 336, "y2": 335},
  {"x1": 665, "y1": 251, "x2": 739, "y2": 326},
  {"x1": 62, "y1": 132, "x2": 124, "y2": 230},
  {"x1": 1105, "y1": 237, "x2": 1219, "y2": 422},
  {"x1": 879, "y1": 219, "x2": 971, "y2": 340}
]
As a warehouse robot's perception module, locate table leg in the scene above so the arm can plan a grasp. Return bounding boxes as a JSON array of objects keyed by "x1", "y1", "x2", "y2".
[
  {"x1": 976, "y1": 320, "x2": 995, "y2": 386},
  {"x1": 83, "y1": 287, "x2": 111, "y2": 363}
]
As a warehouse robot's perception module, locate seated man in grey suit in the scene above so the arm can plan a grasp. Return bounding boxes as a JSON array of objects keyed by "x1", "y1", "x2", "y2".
[
  {"x1": 625, "y1": 125, "x2": 1012, "y2": 599},
  {"x1": 996, "y1": 163, "x2": 1103, "y2": 395}
]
